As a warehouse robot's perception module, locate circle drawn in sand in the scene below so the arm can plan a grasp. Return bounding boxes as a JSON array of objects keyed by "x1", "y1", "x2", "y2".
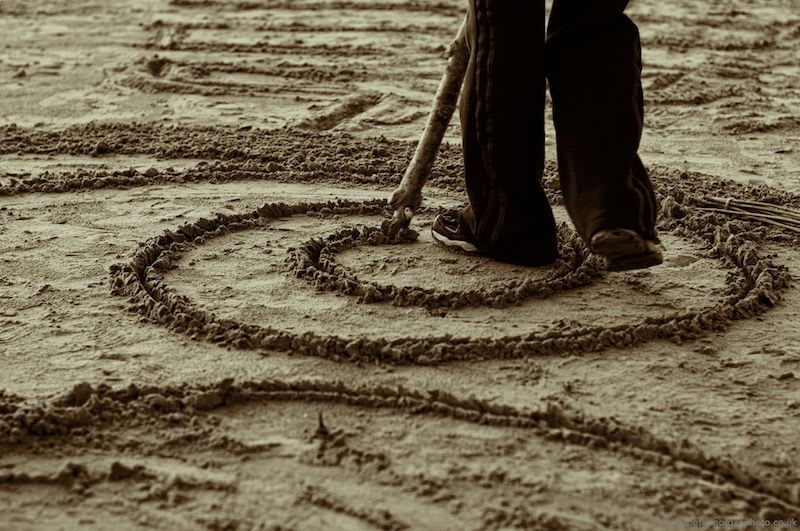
[
  {"x1": 110, "y1": 196, "x2": 790, "y2": 365},
  {"x1": 286, "y1": 223, "x2": 604, "y2": 311}
]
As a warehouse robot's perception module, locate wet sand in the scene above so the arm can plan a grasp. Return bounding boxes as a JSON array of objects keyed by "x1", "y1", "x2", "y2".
[{"x1": 1, "y1": 0, "x2": 800, "y2": 529}]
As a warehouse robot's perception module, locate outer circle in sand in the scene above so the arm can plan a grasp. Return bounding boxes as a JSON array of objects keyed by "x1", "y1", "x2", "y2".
[{"x1": 111, "y1": 198, "x2": 790, "y2": 365}]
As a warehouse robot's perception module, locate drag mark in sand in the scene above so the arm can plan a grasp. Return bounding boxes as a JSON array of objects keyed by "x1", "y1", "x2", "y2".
[
  {"x1": 1, "y1": 378, "x2": 798, "y2": 514},
  {"x1": 286, "y1": 223, "x2": 604, "y2": 310}
]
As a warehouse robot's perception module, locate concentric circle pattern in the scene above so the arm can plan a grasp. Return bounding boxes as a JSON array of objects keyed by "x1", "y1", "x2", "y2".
[{"x1": 110, "y1": 190, "x2": 791, "y2": 365}]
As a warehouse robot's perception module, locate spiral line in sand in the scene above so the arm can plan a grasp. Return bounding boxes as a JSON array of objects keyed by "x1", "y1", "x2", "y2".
[{"x1": 109, "y1": 195, "x2": 791, "y2": 365}]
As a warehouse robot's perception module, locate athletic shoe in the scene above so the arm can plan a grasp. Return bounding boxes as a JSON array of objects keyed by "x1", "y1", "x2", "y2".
[
  {"x1": 431, "y1": 212, "x2": 479, "y2": 254},
  {"x1": 590, "y1": 228, "x2": 664, "y2": 272}
]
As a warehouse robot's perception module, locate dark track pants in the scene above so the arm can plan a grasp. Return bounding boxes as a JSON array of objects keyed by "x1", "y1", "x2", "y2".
[{"x1": 459, "y1": 0, "x2": 658, "y2": 265}]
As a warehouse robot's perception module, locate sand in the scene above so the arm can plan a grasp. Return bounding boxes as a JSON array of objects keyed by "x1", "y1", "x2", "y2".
[{"x1": 1, "y1": 0, "x2": 800, "y2": 529}]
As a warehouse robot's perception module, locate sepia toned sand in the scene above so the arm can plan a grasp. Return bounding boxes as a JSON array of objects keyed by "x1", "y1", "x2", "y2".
[{"x1": 1, "y1": 0, "x2": 799, "y2": 529}]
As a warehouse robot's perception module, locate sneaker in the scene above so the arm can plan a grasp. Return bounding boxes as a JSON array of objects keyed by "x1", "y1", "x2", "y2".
[
  {"x1": 590, "y1": 228, "x2": 663, "y2": 272},
  {"x1": 431, "y1": 212, "x2": 479, "y2": 254}
]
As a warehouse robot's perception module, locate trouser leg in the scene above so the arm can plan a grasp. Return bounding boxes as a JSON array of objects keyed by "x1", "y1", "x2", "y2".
[
  {"x1": 460, "y1": 0, "x2": 558, "y2": 266},
  {"x1": 546, "y1": 0, "x2": 658, "y2": 242}
]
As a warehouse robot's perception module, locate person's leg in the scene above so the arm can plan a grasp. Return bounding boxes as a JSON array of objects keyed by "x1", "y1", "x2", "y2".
[
  {"x1": 546, "y1": 0, "x2": 659, "y2": 246},
  {"x1": 457, "y1": 0, "x2": 557, "y2": 266}
]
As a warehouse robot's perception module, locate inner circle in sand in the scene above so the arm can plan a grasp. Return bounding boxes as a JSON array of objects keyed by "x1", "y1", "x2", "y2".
[
  {"x1": 285, "y1": 223, "x2": 604, "y2": 311},
  {"x1": 110, "y1": 197, "x2": 790, "y2": 365}
]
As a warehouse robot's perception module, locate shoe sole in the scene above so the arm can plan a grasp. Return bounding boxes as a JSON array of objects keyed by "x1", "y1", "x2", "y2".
[
  {"x1": 590, "y1": 229, "x2": 663, "y2": 272},
  {"x1": 431, "y1": 227, "x2": 479, "y2": 254}
]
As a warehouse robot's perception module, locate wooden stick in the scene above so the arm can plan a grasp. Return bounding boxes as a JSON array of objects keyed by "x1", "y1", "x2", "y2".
[{"x1": 387, "y1": 16, "x2": 469, "y2": 229}]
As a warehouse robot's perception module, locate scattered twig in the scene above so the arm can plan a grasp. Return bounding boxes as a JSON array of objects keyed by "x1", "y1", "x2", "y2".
[{"x1": 698, "y1": 196, "x2": 800, "y2": 233}]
